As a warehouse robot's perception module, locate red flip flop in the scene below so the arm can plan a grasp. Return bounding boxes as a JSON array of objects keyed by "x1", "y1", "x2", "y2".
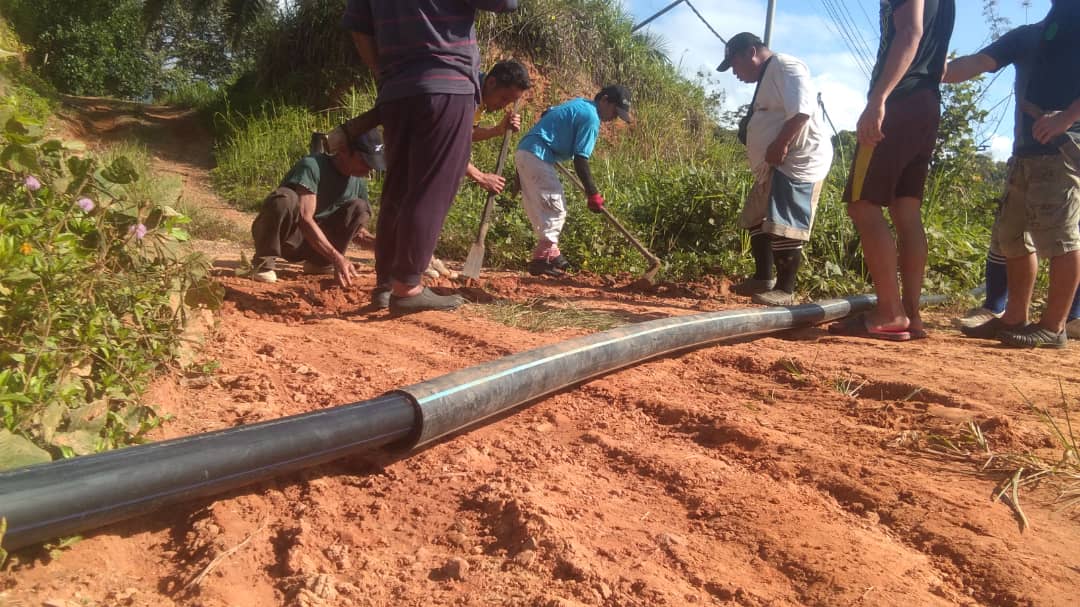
[{"x1": 827, "y1": 313, "x2": 912, "y2": 342}]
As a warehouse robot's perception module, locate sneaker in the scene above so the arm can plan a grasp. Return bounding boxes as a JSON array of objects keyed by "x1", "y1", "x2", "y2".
[
  {"x1": 1067, "y1": 318, "x2": 1080, "y2": 339},
  {"x1": 527, "y1": 258, "x2": 568, "y2": 278},
  {"x1": 953, "y1": 306, "x2": 1002, "y2": 329},
  {"x1": 960, "y1": 317, "x2": 1024, "y2": 340},
  {"x1": 751, "y1": 289, "x2": 796, "y2": 306},
  {"x1": 999, "y1": 324, "x2": 1067, "y2": 349},
  {"x1": 371, "y1": 287, "x2": 391, "y2": 310},
  {"x1": 731, "y1": 278, "x2": 776, "y2": 296},
  {"x1": 550, "y1": 254, "x2": 573, "y2": 271},
  {"x1": 303, "y1": 260, "x2": 334, "y2": 275},
  {"x1": 389, "y1": 287, "x2": 465, "y2": 316},
  {"x1": 252, "y1": 269, "x2": 277, "y2": 283}
]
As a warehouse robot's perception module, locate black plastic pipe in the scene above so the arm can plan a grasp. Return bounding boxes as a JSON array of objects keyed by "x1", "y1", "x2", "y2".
[{"x1": 0, "y1": 295, "x2": 884, "y2": 551}]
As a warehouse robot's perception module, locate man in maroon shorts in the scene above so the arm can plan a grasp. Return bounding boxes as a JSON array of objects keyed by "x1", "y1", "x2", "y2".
[
  {"x1": 829, "y1": 0, "x2": 955, "y2": 341},
  {"x1": 342, "y1": 0, "x2": 519, "y2": 316}
]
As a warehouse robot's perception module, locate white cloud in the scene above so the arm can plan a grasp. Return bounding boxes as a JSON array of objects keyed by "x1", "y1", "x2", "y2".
[{"x1": 989, "y1": 134, "x2": 1013, "y2": 162}]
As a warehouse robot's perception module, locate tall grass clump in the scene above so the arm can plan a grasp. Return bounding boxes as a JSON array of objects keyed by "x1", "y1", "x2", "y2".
[{"x1": 210, "y1": 86, "x2": 378, "y2": 210}]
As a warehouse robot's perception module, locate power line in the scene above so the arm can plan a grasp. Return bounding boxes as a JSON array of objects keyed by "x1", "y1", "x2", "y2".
[
  {"x1": 682, "y1": 0, "x2": 725, "y2": 44},
  {"x1": 816, "y1": 0, "x2": 873, "y2": 78},
  {"x1": 834, "y1": 0, "x2": 876, "y2": 64},
  {"x1": 631, "y1": 0, "x2": 686, "y2": 33},
  {"x1": 821, "y1": 0, "x2": 875, "y2": 73},
  {"x1": 818, "y1": 0, "x2": 871, "y2": 74}
]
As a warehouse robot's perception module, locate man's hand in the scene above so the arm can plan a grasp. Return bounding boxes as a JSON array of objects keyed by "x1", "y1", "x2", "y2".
[
  {"x1": 501, "y1": 111, "x2": 522, "y2": 134},
  {"x1": 765, "y1": 139, "x2": 790, "y2": 166},
  {"x1": 475, "y1": 172, "x2": 507, "y2": 194},
  {"x1": 856, "y1": 100, "x2": 886, "y2": 147},
  {"x1": 332, "y1": 254, "x2": 355, "y2": 288},
  {"x1": 587, "y1": 193, "x2": 605, "y2": 213},
  {"x1": 1033, "y1": 111, "x2": 1072, "y2": 145},
  {"x1": 352, "y1": 227, "x2": 376, "y2": 250}
]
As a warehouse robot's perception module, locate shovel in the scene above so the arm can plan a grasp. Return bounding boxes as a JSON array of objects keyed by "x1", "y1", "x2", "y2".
[
  {"x1": 462, "y1": 101, "x2": 520, "y2": 279},
  {"x1": 554, "y1": 162, "x2": 662, "y2": 282}
]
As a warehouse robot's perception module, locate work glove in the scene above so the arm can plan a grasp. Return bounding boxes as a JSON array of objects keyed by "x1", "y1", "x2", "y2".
[{"x1": 587, "y1": 193, "x2": 605, "y2": 214}]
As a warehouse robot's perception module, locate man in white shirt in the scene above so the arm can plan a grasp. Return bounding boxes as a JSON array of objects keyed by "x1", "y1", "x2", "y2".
[{"x1": 719, "y1": 32, "x2": 834, "y2": 305}]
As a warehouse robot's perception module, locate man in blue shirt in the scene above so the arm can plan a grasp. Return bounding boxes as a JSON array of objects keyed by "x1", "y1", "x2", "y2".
[{"x1": 514, "y1": 85, "x2": 632, "y2": 277}]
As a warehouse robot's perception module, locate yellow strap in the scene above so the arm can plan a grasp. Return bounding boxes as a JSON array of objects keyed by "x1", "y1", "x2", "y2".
[{"x1": 850, "y1": 144, "x2": 876, "y2": 202}]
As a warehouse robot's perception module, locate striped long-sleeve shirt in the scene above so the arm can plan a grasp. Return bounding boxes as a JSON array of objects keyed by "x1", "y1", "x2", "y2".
[{"x1": 342, "y1": 0, "x2": 519, "y2": 106}]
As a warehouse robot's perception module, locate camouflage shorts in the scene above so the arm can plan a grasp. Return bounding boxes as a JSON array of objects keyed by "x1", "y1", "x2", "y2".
[{"x1": 992, "y1": 154, "x2": 1080, "y2": 258}]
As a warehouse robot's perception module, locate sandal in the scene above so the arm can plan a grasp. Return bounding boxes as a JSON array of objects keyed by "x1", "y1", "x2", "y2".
[{"x1": 827, "y1": 312, "x2": 912, "y2": 342}]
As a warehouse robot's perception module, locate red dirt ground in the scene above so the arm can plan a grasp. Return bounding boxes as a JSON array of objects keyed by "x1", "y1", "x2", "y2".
[{"x1": 3, "y1": 101, "x2": 1080, "y2": 607}]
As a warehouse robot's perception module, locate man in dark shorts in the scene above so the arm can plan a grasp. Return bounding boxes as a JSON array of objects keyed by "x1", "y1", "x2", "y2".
[
  {"x1": 342, "y1": 0, "x2": 519, "y2": 316},
  {"x1": 829, "y1": 0, "x2": 956, "y2": 341},
  {"x1": 250, "y1": 130, "x2": 385, "y2": 287}
]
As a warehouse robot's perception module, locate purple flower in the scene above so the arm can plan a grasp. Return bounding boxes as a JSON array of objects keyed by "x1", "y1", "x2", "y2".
[
  {"x1": 129, "y1": 223, "x2": 147, "y2": 240},
  {"x1": 76, "y1": 197, "x2": 94, "y2": 212},
  {"x1": 24, "y1": 175, "x2": 41, "y2": 191}
]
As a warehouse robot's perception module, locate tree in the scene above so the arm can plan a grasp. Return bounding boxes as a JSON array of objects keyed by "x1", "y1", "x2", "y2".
[{"x1": 143, "y1": 0, "x2": 273, "y2": 45}]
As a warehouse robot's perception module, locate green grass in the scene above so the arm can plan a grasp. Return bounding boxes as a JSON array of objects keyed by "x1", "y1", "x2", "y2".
[
  {"x1": 210, "y1": 87, "x2": 378, "y2": 210},
  {"x1": 474, "y1": 298, "x2": 623, "y2": 333},
  {"x1": 893, "y1": 390, "x2": 1080, "y2": 531}
]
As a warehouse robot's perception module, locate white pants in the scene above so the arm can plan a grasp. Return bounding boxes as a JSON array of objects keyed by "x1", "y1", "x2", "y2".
[{"x1": 515, "y1": 150, "x2": 566, "y2": 252}]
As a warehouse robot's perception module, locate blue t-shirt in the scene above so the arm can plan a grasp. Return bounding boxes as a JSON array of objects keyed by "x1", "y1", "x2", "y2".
[
  {"x1": 980, "y1": 23, "x2": 1041, "y2": 155},
  {"x1": 517, "y1": 98, "x2": 601, "y2": 163}
]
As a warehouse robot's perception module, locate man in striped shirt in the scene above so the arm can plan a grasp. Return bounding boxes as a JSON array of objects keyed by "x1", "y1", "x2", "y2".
[{"x1": 343, "y1": 0, "x2": 519, "y2": 316}]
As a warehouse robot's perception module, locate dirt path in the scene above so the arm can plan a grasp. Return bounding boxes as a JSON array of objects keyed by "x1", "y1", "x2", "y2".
[{"x1": 3, "y1": 101, "x2": 1080, "y2": 607}]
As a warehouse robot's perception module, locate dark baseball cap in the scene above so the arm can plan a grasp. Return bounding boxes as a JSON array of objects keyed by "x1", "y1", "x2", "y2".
[
  {"x1": 350, "y1": 128, "x2": 386, "y2": 171},
  {"x1": 717, "y1": 32, "x2": 764, "y2": 72},
  {"x1": 597, "y1": 84, "x2": 633, "y2": 122}
]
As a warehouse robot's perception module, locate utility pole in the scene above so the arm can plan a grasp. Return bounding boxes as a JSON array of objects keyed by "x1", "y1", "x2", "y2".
[{"x1": 763, "y1": 0, "x2": 777, "y2": 46}]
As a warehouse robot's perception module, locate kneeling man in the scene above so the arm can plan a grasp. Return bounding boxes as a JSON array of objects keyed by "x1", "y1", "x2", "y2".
[{"x1": 250, "y1": 130, "x2": 385, "y2": 287}]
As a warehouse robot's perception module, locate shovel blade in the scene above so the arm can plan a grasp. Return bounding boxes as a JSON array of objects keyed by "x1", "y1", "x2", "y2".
[{"x1": 462, "y1": 243, "x2": 486, "y2": 279}]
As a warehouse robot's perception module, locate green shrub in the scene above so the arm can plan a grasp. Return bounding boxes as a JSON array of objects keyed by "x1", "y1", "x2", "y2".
[{"x1": 0, "y1": 103, "x2": 223, "y2": 470}]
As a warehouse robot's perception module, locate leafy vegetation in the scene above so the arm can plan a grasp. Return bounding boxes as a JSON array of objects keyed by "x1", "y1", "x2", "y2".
[
  {"x1": 0, "y1": 0, "x2": 273, "y2": 100},
  {"x1": 0, "y1": 24, "x2": 223, "y2": 468}
]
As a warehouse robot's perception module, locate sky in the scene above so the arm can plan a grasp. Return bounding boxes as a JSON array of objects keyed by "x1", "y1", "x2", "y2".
[{"x1": 622, "y1": 0, "x2": 1053, "y2": 160}]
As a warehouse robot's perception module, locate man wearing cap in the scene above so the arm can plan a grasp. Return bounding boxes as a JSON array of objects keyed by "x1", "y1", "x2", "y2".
[
  {"x1": 249, "y1": 130, "x2": 385, "y2": 287},
  {"x1": 718, "y1": 33, "x2": 833, "y2": 306},
  {"x1": 828, "y1": 0, "x2": 955, "y2": 341},
  {"x1": 514, "y1": 85, "x2": 632, "y2": 277},
  {"x1": 342, "y1": 0, "x2": 519, "y2": 315}
]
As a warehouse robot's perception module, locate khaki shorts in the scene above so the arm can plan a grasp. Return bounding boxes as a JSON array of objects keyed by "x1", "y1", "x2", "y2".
[{"x1": 993, "y1": 154, "x2": 1080, "y2": 259}]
